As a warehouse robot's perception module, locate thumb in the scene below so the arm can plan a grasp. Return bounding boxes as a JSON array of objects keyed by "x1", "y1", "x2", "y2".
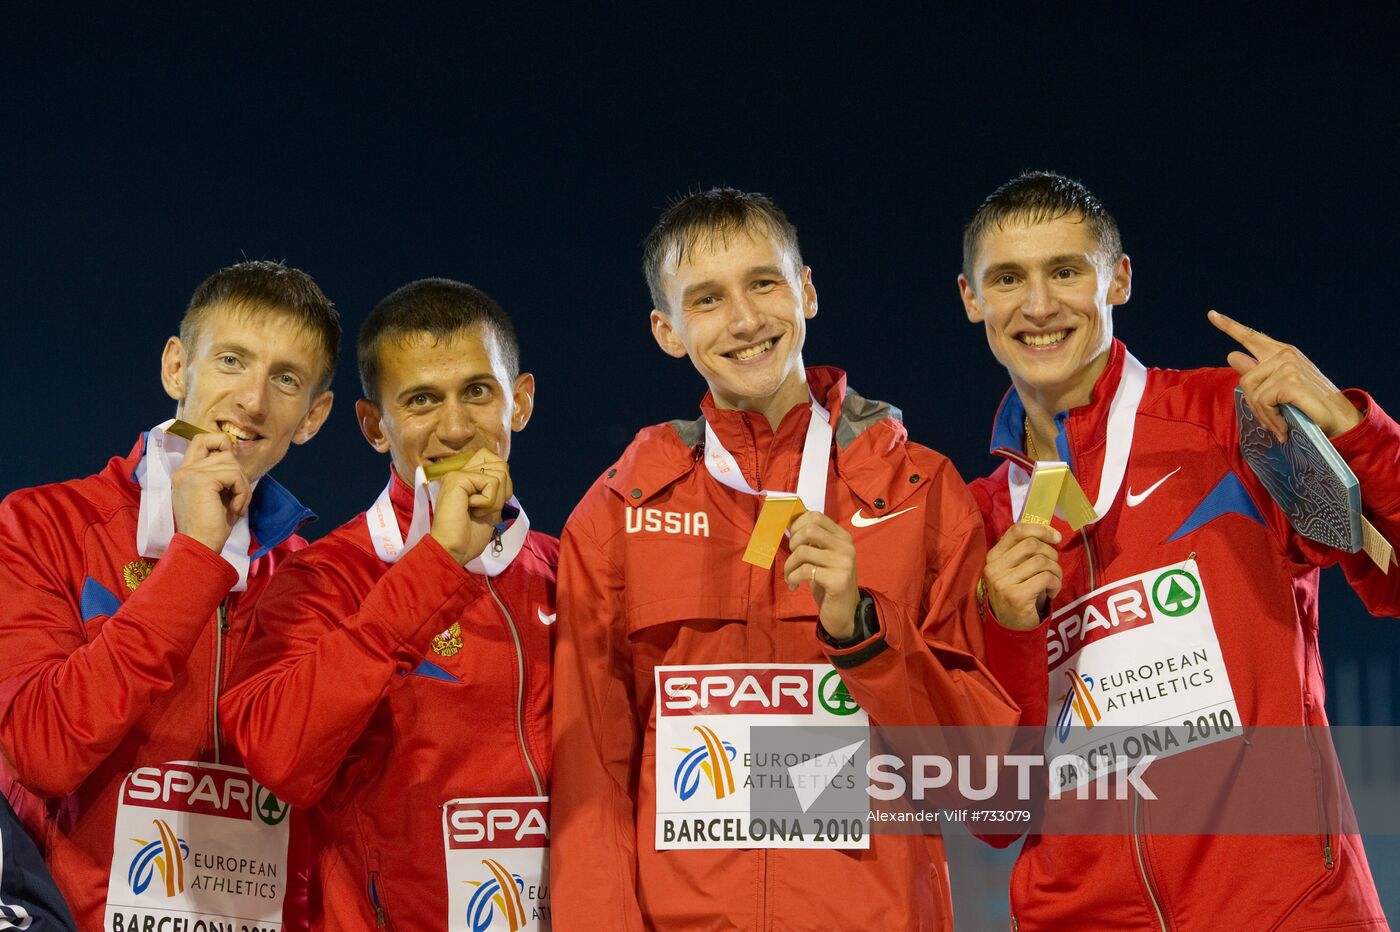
[{"x1": 1227, "y1": 350, "x2": 1258, "y2": 376}]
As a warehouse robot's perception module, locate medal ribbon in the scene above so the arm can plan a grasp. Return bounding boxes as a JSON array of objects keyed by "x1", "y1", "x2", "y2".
[
  {"x1": 1006, "y1": 351, "x2": 1148, "y2": 525},
  {"x1": 135, "y1": 419, "x2": 255, "y2": 591},
  {"x1": 703, "y1": 396, "x2": 833, "y2": 513},
  {"x1": 365, "y1": 466, "x2": 529, "y2": 577}
]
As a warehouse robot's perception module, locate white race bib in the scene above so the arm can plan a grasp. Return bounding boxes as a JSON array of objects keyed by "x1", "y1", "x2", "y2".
[
  {"x1": 1043, "y1": 560, "x2": 1242, "y2": 789},
  {"x1": 441, "y1": 796, "x2": 550, "y2": 931},
  {"x1": 104, "y1": 762, "x2": 290, "y2": 931},
  {"x1": 653, "y1": 663, "x2": 869, "y2": 851}
]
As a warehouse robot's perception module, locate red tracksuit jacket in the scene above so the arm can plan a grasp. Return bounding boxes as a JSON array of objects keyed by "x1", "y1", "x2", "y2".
[
  {"x1": 221, "y1": 468, "x2": 557, "y2": 931},
  {"x1": 0, "y1": 438, "x2": 314, "y2": 931},
  {"x1": 551, "y1": 368, "x2": 1036, "y2": 931},
  {"x1": 970, "y1": 341, "x2": 1397, "y2": 930}
]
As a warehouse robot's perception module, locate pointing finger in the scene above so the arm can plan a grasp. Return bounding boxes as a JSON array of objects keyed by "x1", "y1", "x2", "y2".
[{"x1": 1209, "y1": 309, "x2": 1278, "y2": 357}]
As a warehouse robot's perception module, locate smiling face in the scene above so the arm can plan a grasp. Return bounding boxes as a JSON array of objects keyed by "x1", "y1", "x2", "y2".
[
  {"x1": 354, "y1": 325, "x2": 534, "y2": 482},
  {"x1": 649, "y1": 227, "x2": 817, "y2": 424},
  {"x1": 160, "y1": 302, "x2": 333, "y2": 481},
  {"x1": 959, "y1": 213, "x2": 1132, "y2": 412}
]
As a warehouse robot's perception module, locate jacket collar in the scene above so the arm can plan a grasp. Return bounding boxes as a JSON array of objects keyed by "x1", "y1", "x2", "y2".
[
  {"x1": 123, "y1": 435, "x2": 315, "y2": 558},
  {"x1": 605, "y1": 366, "x2": 918, "y2": 513}
]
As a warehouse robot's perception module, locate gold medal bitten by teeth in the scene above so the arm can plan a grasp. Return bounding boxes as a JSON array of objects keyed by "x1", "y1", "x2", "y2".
[
  {"x1": 423, "y1": 451, "x2": 477, "y2": 480},
  {"x1": 167, "y1": 419, "x2": 242, "y2": 444}
]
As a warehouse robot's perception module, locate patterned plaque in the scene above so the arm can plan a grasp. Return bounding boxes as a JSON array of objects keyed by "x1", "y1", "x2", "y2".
[{"x1": 1235, "y1": 387, "x2": 1361, "y2": 552}]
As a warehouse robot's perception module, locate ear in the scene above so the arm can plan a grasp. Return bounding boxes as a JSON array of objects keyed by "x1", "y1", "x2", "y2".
[
  {"x1": 650, "y1": 309, "x2": 689, "y2": 359},
  {"x1": 800, "y1": 266, "x2": 818, "y2": 320},
  {"x1": 510, "y1": 372, "x2": 535, "y2": 432},
  {"x1": 356, "y1": 398, "x2": 392, "y2": 454},
  {"x1": 958, "y1": 274, "x2": 984, "y2": 323},
  {"x1": 292, "y1": 390, "x2": 334, "y2": 446},
  {"x1": 160, "y1": 336, "x2": 188, "y2": 402},
  {"x1": 1107, "y1": 254, "x2": 1132, "y2": 305}
]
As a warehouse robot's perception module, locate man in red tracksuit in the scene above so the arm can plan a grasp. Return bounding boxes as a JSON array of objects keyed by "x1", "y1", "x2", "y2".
[
  {"x1": 960, "y1": 171, "x2": 1398, "y2": 929},
  {"x1": 0, "y1": 261, "x2": 339, "y2": 931},
  {"x1": 221, "y1": 279, "x2": 556, "y2": 931},
  {"x1": 551, "y1": 188, "x2": 1040, "y2": 931}
]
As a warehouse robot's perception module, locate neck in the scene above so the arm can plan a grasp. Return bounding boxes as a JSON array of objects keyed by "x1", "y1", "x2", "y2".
[
  {"x1": 1013, "y1": 348, "x2": 1112, "y2": 460},
  {"x1": 714, "y1": 370, "x2": 811, "y2": 431}
]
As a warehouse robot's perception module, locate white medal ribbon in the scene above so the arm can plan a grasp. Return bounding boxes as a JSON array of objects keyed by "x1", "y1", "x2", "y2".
[
  {"x1": 1007, "y1": 352, "x2": 1147, "y2": 526},
  {"x1": 135, "y1": 419, "x2": 255, "y2": 591},
  {"x1": 365, "y1": 466, "x2": 529, "y2": 577},
  {"x1": 703, "y1": 395, "x2": 833, "y2": 514}
]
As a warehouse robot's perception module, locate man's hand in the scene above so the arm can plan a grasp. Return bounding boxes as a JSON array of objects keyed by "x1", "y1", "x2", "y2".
[
  {"x1": 983, "y1": 523, "x2": 1062, "y2": 631},
  {"x1": 783, "y1": 512, "x2": 860, "y2": 642},
  {"x1": 1210, "y1": 310, "x2": 1363, "y2": 441},
  {"x1": 429, "y1": 449, "x2": 513, "y2": 565},
  {"x1": 170, "y1": 432, "x2": 252, "y2": 554}
]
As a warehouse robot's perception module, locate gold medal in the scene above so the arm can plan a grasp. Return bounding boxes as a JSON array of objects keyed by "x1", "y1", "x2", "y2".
[
  {"x1": 1020, "y1": 463, "x2": 1097, "y2": 531},
  {"x1": 432, "y1": 621, "x2": 463, "y2": 657},
  {"x1": 123, "y1": 559, "x2": 155, "y2": 591},
  {"x1": 742, "y1": 495, "x2": 806, "y2": 569}
]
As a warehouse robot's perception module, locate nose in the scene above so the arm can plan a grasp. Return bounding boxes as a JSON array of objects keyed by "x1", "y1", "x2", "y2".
[
  {"x1": 726, "y1": 291, "x2": 760, "y2": 337},
  {"x1": 437, "y1": 399, "x2": 474, "y2": 448},
  {"x1": 1022, "y1": 276, "x2": 1057, "y2": 321},
  {"x1": 234, "y1": 373, "x2": 270, "y2": 421}
]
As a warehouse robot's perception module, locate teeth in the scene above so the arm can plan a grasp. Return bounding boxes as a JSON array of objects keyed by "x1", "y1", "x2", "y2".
[
  {"x1": 1020, "y1": 331, "x2": 1069, "y2": 347},
  {"x1": 731, "y1": 339, "x2": 775, "y2": 361},
  {"x1": 221, "y1": 423, "x2": 255, "y2": 442}
]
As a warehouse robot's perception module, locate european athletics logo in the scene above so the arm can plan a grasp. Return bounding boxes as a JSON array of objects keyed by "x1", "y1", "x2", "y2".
[
  {"x1": 127, "y1": 818, "x2": 190, "y2": 896},
  {"x1": 1055, "y1": 667, "x2": 1102, "y2": 743},
  {"x1": 673, "y1": 725, "x2": 738, "y2": 801},
  {"x1": 465, "y1": 858, "x2": 527, "y2": 932}
]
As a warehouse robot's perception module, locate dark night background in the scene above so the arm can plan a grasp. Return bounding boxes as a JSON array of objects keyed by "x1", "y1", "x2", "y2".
[{"x1": 5, "y1": 4, "x2": 1399, "y2": 922}]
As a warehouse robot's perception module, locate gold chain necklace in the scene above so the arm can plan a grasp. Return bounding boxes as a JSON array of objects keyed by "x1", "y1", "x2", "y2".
[{"x1": 1024, "y1": 415, "x2": 1038, "y2": 461}]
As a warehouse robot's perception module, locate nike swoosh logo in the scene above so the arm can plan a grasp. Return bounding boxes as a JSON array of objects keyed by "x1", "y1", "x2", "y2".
[
  {"x1": 1125, "y1": 467, "x2": 1182, "y2": 507},
  {"x1": 850, "y1": 506, "x2": 918, "y2": 528},
  {"x1": 537, "y1": 608, "x2": 556, "y2": 626}
]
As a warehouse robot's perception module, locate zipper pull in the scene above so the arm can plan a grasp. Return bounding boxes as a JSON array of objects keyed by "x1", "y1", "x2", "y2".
[
  {"x1": 218, "y1": 603, "x2": 230, "y2": 634},
  {"x1": 377, "y1": 906, "x2": 388, "y2": 928},
  {"x1": 1323, "y1": 842, "x2": 1334, "y2": 870},
  {"x1": 490, "y1": 526, "x2": 504, "y2": 556}
]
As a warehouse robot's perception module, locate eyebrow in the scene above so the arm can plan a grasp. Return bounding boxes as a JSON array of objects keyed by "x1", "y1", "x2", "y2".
[
  {"x1": 394, "y1": 372, "x2": 498, "y2": 401},
  {"x1": 982, "y1": 253, "x2": 1094, "y2": 280},
  {"x1": 681, "y1": 265, "x2": 789, "y2": 303}
]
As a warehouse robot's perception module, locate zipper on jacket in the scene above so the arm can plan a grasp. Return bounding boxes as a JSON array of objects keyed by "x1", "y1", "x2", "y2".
[
  {"x1": 368, "y1": 870, "x2": 388, "y2": 927},
  {"x1": 1302, "y1": 698, "x2": 1335, "y2": 870},
  {"x1": 212, "y1": 601, "x2": 229, "y2": 764},
  {"x1": 485, "y1": 577, "x2": 545, "y2": 796},
  {"x1": 1011, "y1": 917, "x2": 1019, "y2": 931},
  {"x1": 1132, "y1": 792, "x2": 1168, "y2": 931}
]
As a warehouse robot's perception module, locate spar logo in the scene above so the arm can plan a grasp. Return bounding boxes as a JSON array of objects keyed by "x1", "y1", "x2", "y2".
[
  {"x1": 818, "y1": 670, "x2": 861, "y2": 716},
  {"x1": 465, "y1": 859, "x2": 528, "y2": 932},
  {"x1": 445, "y1": 800, "x2": 550, "y2": 850},
  {"x1": 1046, "y1": 578, "x2": 1153, "y2": 667},
  {"x1": 673, "y1": 725, "x2": 738, "y2": 801},
  {"x1": 1152, "y1": 569, "x2": 1201, "y2": 617},
  {"x1": 1054, "y1": 668, "x2": 1103, "y2": 743},
  {"x1": 123, "y1": 763, "x2": 258, "y2": 820},
  {"x1": 127, "y1": 818, "x2": 190, "y2": 896},
  {"x1": 658, "y1": 667, "x2": 814, "y2": 717}
]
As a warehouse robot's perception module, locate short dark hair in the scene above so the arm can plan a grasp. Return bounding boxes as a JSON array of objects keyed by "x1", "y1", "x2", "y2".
[
  {"x1": 962, "y1": 171, "x2": 1122, "y2": 281},
  {"x1": 357, "y1": 278, "x2": 520, "y2": 403},
  {"x1": 181, "y1": 260, "x2": 341, "y2": 392},
  {"x1": 642, "y1": 187, "x2": 803, "y2": 312}
]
